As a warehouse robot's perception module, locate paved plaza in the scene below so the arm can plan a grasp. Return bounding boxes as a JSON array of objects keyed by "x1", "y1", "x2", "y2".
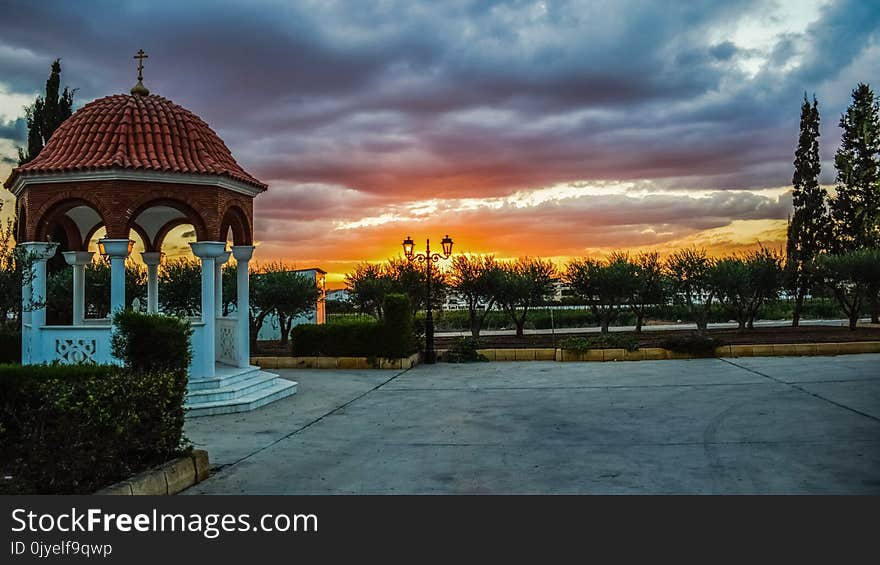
[{"x1": 185, "y1": 354, "x2": 880, "y2": 494}]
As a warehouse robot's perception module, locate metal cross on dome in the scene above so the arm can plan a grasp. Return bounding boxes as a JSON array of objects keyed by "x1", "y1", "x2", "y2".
[
  {"x1": 134, "y1": 49, "x2": 148, "y2": 82},
  {"x1": 130, "y1": 49, "x2": 150, "y2": 96}
]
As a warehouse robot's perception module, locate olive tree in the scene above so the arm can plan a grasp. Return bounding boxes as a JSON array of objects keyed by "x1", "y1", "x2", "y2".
[
  {"x1": 815, "y1": 248, "x2": 880, "y2": 330},
  {"x1": 448, "y1": 254, "x2": 501, "y2": 337},
  {"x1": 666, "y1": 248, "x2": 715, "y2": 331},
  {"x1": 493, "y1": 257, "x2": 556, "y2": 337},
  {"x1": 564, "y1": 253, "x2": 636, "y2": 334}
]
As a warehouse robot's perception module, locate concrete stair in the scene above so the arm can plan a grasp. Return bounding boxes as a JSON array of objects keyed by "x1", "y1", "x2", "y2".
[{"x1": 185, "y1": 364, "x2": 297, "y2": 418}]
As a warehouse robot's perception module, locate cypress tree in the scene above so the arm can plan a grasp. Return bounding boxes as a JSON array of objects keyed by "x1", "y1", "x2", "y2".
[
  {"x1": 830, "y1": 83, "x2": 880, "y2": 251},
  {"x1": 17, "y1": 58, "x2": 76, "y2": 165},
  {"x1": 785, "y1": 94, "x2": 827, "y2": 327}
]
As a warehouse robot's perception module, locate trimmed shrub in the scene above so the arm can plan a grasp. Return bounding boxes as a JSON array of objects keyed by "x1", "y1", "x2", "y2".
[
  {"x1": 0, "y1": 363, "x2": 189, "y2": 494},
  {"x1": 382, "y1": 293, "x2": 415, "y2": 358},
  {"x1": 560, "y1": 334, "x2": 639, "y2": 352},
  {"x1": 111, "y1": 309, "x2": 192, "y2": 372},
  {"x1": 291, "y1": 319, "x2": 381, "y2": 357},
  {"x1": 290, "y1": 296, "x2": 418, "y2": 358},
  {"x1": 445, "y1": 336, "x2": 488, "y2": 363},
  {"x1": 658, "y1": 333, "x2": 723, "y2": 356},
  {"x1": 0, "y1": 326, "x2": 20, "y2": 364}
]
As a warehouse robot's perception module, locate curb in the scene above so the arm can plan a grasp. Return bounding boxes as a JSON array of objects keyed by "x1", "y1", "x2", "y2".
[
  {"x1": 467, "y1": 341, "x2": 880, "y2": 362},
  {"x1": 252, "y1": 352, "x2": 421, "y2": 370},
  {"x1": 94, "y1": 449, "x2": 210, "y2": 495}
]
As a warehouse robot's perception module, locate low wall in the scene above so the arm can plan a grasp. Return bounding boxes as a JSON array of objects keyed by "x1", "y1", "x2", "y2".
[
  {"x1": 252, "y1": 352, "x2": 421, "y2": 370},
  {"x1": 467, "y1": 341, "x2": 880, "y2": 361}
]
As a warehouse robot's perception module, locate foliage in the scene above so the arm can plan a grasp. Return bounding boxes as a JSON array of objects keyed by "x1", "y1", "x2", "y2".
[
  {"x1": 710, "y1": 247, "x2": 783, "y2": 329},
  {"x1": 630, "y1": 252, "x2": 668, "y2": 332},
  {"x1": 111, "y1": 309, "x2": 193, "y2": 373},
  {"x1": 564, "y1": 252, "x2": 637, "y2": 333},
  {"x1": 444, "y1": 336, "x2": 488, "y2": 363},
  {"x1": 786, "y1": 93, "x2": 830, "y2": 326},
  {"x1": 658, "y1": 333, "x2": 724, "y2": 356},
  {"x1": 448, "y1": 254, "x2": 501, "y2": 337},
  {"x1": 291, "y1": 298, "x2": 417, "y2": 358},
  {"x1": 382, "y1": 293, "x2": 415, "y2": 358},
  {"x1": 0, "y1": 363, "x2": 189, "y2": 494},
  {"x1": 666, "y1": 248, "x2": 715, "y2": 331},
  {"x1": 159, "y1": 257, "x2": 202, "y2": 316},
  {"x1": 0, "y1": 212, "x2": 28, "y2": 326},
  {"x1": 814, "y1": 248, "x2": 880, "y2": 330},
  {"x1": 248, "y1": 262, "x2": 320, "y2": 346},
  {"x1": 493, "y1": 257, "x2": 556, "y2": 337},
  {"x1": 0, "y1": 326, "x2": 20, "y2": 364},
  {"x1": 384, "y1": 257, "x2": 447, "y2": 315},
  {"x1": 290, "y1": 319, "x2": 380, "y2": 357},
  {"x1": 830, "y1": 83, "x2": 880, "y2": 252},
  {"x1": 559, "y1": 334, "x2": 639, "y2": 352},
  {"x1": 345, "y1": 262, "x2": 391, "y2": 318},
  {"x1": 18, "y1": 59, "x2": 76, "y2": 165}
]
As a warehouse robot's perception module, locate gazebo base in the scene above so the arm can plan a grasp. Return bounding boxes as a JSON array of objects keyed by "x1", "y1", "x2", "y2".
[{"x1": 185, "y1": 363, "x2": 297, "y2": 418}]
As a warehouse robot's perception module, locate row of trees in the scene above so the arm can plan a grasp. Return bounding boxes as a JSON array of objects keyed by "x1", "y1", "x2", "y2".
[
  {"x1": 786, "y1": 83, "x2": 880, "y2": 324},
  {"x1": 345, "y1": 242, "x2": 878, "y2": 338}
]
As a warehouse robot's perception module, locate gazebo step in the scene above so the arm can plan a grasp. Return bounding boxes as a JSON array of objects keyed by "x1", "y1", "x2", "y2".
[
  {"x1": 185, "y1": 371, "x2": 279, "y2": 404},
  {"x1": 188, "y1": 365, "x2": 262, "y2": 391},
  {"x1": 185, "y1": 376, "x2": 297, "y2": 418}
]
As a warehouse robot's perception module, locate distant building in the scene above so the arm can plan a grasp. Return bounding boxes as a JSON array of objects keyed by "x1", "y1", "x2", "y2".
[
  {"x1": 326, "y1": 288, "x2": 350, "y2": 302},
  {"x1": 256, "y1": 268, "x2": 327, "y2": 341}
]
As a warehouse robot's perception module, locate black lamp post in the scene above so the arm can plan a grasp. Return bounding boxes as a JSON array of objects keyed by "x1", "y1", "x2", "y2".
[{"x1": 402, "y1": 234, "x2": 453, "y2": 364}]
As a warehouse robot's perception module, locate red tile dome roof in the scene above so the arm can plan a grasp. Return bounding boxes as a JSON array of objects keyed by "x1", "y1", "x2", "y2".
[{"x1": 6, "y1": 93, "x2": 267, "y2": 190}]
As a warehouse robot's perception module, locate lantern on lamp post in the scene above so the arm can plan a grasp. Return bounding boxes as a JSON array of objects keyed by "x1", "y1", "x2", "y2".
[{"x1": 402, "y1": 234, "x2": 454, "y2": 364}]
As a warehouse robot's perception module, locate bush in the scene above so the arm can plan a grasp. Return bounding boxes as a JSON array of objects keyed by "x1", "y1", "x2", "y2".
[
  {"x1": 111, "y1": 309, "x2": 192, "y2": 373},
  {"x1": 658, "y1": 333, "x2": 724, "y2": 356},
  {"x1": 0, "y1": 326, "x2": 20, "y2": 364},
  {"x1": 445, "y1": 337, "x2": 488, "y2": 363},
  {"x1": 291, "y1": 294, "x2": 417, "y2": 358},
  {"x1": 290, "y1": 319, "x2": 380, "y2": 356},
  {"x1": 382, "y1": 293, "x2": 415, "y2": 358},
  {"x1": 560, "y1": 334, "x2": 639, "y2": 352},
  {"x1": 0, "y1": 363, "x2": 189, "y2": 494}
]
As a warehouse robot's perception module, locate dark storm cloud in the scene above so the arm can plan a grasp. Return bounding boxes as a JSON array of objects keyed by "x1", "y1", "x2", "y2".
[{"x1": 0, "y1": 0, "x2": 877, "y2": 231}]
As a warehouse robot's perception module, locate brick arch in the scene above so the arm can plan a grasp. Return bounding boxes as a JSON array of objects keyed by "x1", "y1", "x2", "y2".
[
  {"x1": 152, "y1": 217, "x2": 195, "y2": 252},
  {"x1": 30, "y1": 196, "x2": 108, "y2": 245},
  {"x1": 126, "y1": 197, "x2": 211, "y2": 243},
  {"x1": 219, "y1": 204, "x2": 252, "y2": 245}
]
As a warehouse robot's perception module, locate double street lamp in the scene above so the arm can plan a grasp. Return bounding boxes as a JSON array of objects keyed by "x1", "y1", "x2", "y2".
[{"x1": 402, "y1": 234, "x2": 453, "y2": 364}]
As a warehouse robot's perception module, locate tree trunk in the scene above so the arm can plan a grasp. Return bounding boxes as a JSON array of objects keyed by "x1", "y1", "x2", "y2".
[
  {"x1": 849, "y1": 311, "x2": 859, "y2": 330},
  {"x1": 515, "y1": 319, "x2": 525, "y2": 337},
  {"x1": 635, "y1": 311, "x2": 643, "y2": 333},
  {"x1": 470, "y1": 314, "x2": 481, "y2": 338},
  {"x1": 870, "y1": 293, "x2": 879, "y2": 324},
  {"x1": 600, "y1": 318, "x2": 610, "y2": 334},
  {"x1": 792, "y1": 289, "x2": 804, "y2": 327},
  {"x1": 278, "y1": 314, "x2": 289, "y2": 346},
  {"x1": 738, "y1": 319, "x2": 746, "y2": 330}
]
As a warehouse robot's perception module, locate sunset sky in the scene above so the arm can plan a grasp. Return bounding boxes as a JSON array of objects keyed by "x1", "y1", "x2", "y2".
[{"x1": 1, "y1": 0, "x2": 878, "y2": 286}]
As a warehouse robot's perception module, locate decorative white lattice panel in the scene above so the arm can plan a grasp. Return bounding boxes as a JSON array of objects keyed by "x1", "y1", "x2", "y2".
[
  {"x1": 217, "y1": 320, "x2": 237, "y2": 365},
  {"x1": 55, "y1": 339, "x2": 97, "y2": 364}
]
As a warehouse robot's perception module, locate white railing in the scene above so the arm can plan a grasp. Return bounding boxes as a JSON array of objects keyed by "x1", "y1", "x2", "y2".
[
  {"x1": 216, "y1": 317, "x2": 238, "y2": 366},
  {"x1": 39, "y1": 325, "x2": 114, "y2": 365}
]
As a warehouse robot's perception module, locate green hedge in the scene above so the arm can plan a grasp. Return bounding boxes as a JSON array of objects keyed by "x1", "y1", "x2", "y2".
[
  {"x1": 291, "y1": 294, "x2": 417, "y2": 358},
  {"x1": 111, "y1": 309, "x2": 192, "y2": 372},
  {"x1": 0, "y1": 326, "x2": 19, "y2": 364},
  {"x1": 0, "y1": 363, "x2": 189, "y2": 494}
]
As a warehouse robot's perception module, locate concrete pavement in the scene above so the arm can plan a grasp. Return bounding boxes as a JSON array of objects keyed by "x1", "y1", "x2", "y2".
[{"x1": 185, "y1": 354, "x2": 880, "y2": 494}]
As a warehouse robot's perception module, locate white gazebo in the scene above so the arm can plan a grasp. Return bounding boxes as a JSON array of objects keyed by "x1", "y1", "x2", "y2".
[{"x1": 4, "y1": 55, "x2": 296, "y2": 416}]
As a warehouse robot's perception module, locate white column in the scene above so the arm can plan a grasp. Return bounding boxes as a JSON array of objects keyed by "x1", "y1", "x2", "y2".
[
  {"x1": 190, "y1": 242, "x2": 227, "y2": 378},
  {"x1": 232, "y1": 245, "x2": 254, "y2": 368},
  {"x1": 101, "y1": 239, "x2": 132, "y2": 316},
  {"x1": 141, "y1": 252, "x2": 163, "y2": 314},
  {"x1": 18, "y1": 242, "x2": 59, "y2": 364},
  {"x1": 62, "y1": 251, "x2": 94, "y2": 325},
  {"x1": 215, "y1": 251, "x2": 231, "y2": 317}
]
